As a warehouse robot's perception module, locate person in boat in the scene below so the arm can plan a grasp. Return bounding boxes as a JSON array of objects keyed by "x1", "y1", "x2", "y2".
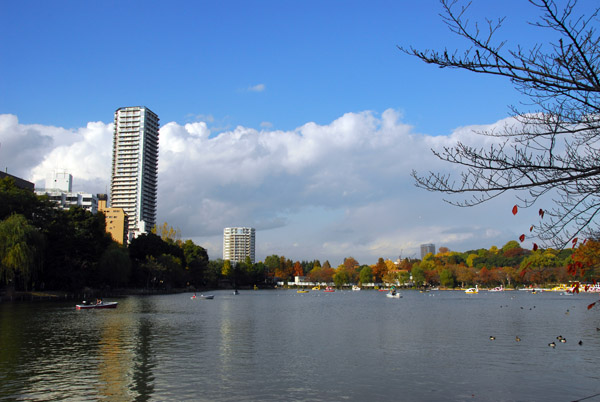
[{"x1": 96, "y1": 298, "x2": 103, "y2": 305}]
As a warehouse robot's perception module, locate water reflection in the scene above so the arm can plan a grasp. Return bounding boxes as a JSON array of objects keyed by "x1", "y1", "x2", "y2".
[{"x1": 129, "y1": 298, "x2": 156, "y2": 402}]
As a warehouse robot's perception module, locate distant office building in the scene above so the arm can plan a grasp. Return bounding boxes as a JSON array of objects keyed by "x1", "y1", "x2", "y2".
[
  {"x1": 45, "y1": 170, "x2": 73, "y2": 192},
  {"x1": 110, "y1": 106, "x2": 159, "y2": 241},
  {"x1": 223, "y1": 227, "x2": 256, "y2": 263},
  {"x1": 0, "y1": 172, "x2": 34, "y2": 191},
  {"x1": 36, "y1": 190, "x2": 98, "y2": 214},
  {"x1": 98, "y1": 195, "x2": 128, "y2": 245},
  {"x1": 420, "y1": 243, "x2": 436, "y2": 259}
]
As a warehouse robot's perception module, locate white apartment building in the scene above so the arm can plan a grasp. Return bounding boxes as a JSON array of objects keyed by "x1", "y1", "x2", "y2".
[
  {"x1": 223, "y1": 227, "x2": 256, "y2": 263},
  {"x1": 110, "y1": 106, "x2": 159, "y2": 241},
  {"x1": 36, "y1": 190, "x2": 98, "y2": 214},
  {"x1": 45, "y1": 170, "x2": 73, "y2": 192}
]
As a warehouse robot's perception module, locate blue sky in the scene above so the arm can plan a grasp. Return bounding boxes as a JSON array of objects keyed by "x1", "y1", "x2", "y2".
[{"x1": 1, "y1": 0, "x2": 589, "y2": 265}]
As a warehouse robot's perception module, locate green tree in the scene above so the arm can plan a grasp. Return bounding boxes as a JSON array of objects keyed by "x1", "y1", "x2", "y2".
[
  {"x1": 359, "y1": 265, "x2": 373, "y2": 285},
  {"x1": 333, "y1": 269, "x2": 349, "y2": 288},
  {"x1": 0, "y1": 177, "x2": 43, "y2": 222},
  {"x1": 181, "y1": 240, "x2": 208, "y2": 287},
  {"x1": 440, "y1": 268, "x2": 455, "y2": 288},
  {"x1": 97, "y1": 243, "x2": 131, "y2": 287},
  {"x1": 206, "y1": 259, "x2": 223, "y2": 288},
  {"x1": 0, "y1": 214, "x2": 44, "y2": 289},
  {"x1": 411, "y1": 265, "x2": 426, "y2": 287}
]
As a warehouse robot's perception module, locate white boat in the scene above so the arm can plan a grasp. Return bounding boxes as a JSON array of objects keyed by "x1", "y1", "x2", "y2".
[
  {"x1": 352, "y1": 285, "x2": 361, "y2": 291},
  {"x1": 76, "y1": 301, "x2": 118, "y2": 310},
  {"x1": 489, "y1": 285, "x2": 504, "y2": 292},
  {"x1": 199, "y1": 294, "x2": 214, "y2": 299},
  {"x1": 386, "y1": 292, "x2": 402, "y2": 299},
  {"x1": 465, "y1": 285, "x2": 479, "y2": 294}
]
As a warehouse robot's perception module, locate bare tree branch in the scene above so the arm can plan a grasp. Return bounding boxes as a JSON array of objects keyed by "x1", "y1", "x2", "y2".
[{"x1": 401, "y1": 0, "x2": 600, "y2": 247}]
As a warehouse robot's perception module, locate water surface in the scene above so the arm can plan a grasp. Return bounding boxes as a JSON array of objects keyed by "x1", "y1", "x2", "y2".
[{"x1": 1, "y1": 290, "x2": 599, "y2": 401}]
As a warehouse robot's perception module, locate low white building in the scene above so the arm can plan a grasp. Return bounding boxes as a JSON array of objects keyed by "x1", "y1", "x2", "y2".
[{"x1": 36, "y1": 190, "x2": 98, "y2": 214}]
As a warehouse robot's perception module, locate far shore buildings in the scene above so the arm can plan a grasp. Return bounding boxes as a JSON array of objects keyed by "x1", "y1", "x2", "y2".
[
  {"x1": 35, "y1": 170, "x2": 98, "y2": 214},
  {"x1": 420, "y1": 243, "x2": 436, "y2": 259},
  {"x1": 223, "y1": 227, "x2": 256, "y2": 263},
  {"x1": 110, "y1": 106, "x2": 159, "y2": 241}
]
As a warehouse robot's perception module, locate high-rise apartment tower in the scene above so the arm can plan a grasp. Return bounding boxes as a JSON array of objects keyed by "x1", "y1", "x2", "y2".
[
  {"x1": 110, "y1": 106, "x2": 159, "y2": 240},
  {"x1": 223, "y1": 227, "x2": 256, "y2": 263},
  {"x1": 420, "y1": 243, "x2": 436, "y2": 259}
]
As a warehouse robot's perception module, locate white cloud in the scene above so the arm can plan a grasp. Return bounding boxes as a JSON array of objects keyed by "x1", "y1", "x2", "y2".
[
  {"x1": 0, "y1": 110, "x2": 529, "y2": 265},
  {"x1": 248, "y1": 83, "x2": 266, "y2": 92}
]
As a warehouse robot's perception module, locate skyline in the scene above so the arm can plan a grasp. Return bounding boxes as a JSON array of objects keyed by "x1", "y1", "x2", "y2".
[{"x1": 1, "y1": 0, "x2": 589, "y2": 265}]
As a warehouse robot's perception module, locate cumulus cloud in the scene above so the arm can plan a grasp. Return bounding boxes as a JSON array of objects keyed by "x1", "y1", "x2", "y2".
[{"x1": 0, "y1": 110, "x2": 526, "y2": 264}]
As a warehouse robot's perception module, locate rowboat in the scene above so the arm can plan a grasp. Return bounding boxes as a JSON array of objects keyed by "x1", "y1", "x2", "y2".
[
  {"x1": 297, "y1": 290, "x2": 309, "y2": 293},
  {"x1": 199, "y1": 294, "x2": 214, "y2": 299},
  {"x1": 324, "y1": 286, "x2": 335, "y2": 292},
  {"x1": 386, "y1": 292, "x2": 402, "y2": 299},
  {"x1": 76, "y1": 301, "x2": 118, "y2": 310}
]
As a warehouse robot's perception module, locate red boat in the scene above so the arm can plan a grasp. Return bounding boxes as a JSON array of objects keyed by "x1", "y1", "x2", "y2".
[{"x1": 76, "y1": 302, "x2": 118, "y2": 310}]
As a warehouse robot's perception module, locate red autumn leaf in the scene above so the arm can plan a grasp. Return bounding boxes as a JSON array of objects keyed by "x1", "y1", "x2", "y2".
[
  {"x1": 583, "y1": 239, "x2": 588, "y2": 245},
  {"x1": 512, "y1": 205, "x2": 518, "y2": 215},
  {"x1": 588, "y1": 302, "x2": 596, "y2": 310},
  {"x1": 573, "y1": 282, "x2": 580, "y2": 294},
  {"x1": 532, "y1": 243, "x2": 538, "y2": 251},
  {"x1": 539, "y1": 209, "x2": 545, "y2": 218},
  {"x1": 572, "y1": 237, "x2": 578, "y2": 247},
  {"x1": 519, "y1": 234, "x2": 525, "y2": 242},
  {"x1": 529, "y1": 225, "x2": 534, "y2": 232}
]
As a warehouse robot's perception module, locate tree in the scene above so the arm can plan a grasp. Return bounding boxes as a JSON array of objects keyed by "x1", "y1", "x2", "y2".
[
  {"x1": 520, "y1": 249, "x2": 560, "y2": 284},
  {"x1": 411, "y1": 265, "x2": 426, "y2": 287},
  {"x1": 440, "y1": 268, "x2": 455, "y2": 288},
  {"x1": 359, "y1": 265, "x2": 373, "y2": 284},
  {"x1": 403, "y1": 0, "x2": 600, "y2": 248},
  {"x1": 222, "y1": 259, "x2": 233, "y2": 278},
  {"x1": 372, "y1": 258, "x2": 388, "y2": 282},
  {"x1": 152, "y1": 222, "x2": 182, "y2": 245},
  {"x1": 182, "y1": 240, "x2": 208, "y2": 287},
  {"x1": 0, "y1": 214, "x2": 44, "y2": 289},
  {"x1": 333, "y1": 268, "x2": 349, "y2": 288},
  {"x1": 97, "y1": 243, "x2": 131, "y2": 287},
  {"x1": 292, "y1": 261, "x2": 304, "y2": 277},
  {"x1": 206, "y1": 259, "x2": 224, "y2": 287}
]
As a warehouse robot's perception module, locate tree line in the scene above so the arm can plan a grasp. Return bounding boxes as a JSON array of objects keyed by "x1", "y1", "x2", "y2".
[
  {"x1": 2, "y1": 176, "x2": 598, "y2": 292},
  {"x1": 0, "y1": 177, "x2": 212, "y2": 292}
]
